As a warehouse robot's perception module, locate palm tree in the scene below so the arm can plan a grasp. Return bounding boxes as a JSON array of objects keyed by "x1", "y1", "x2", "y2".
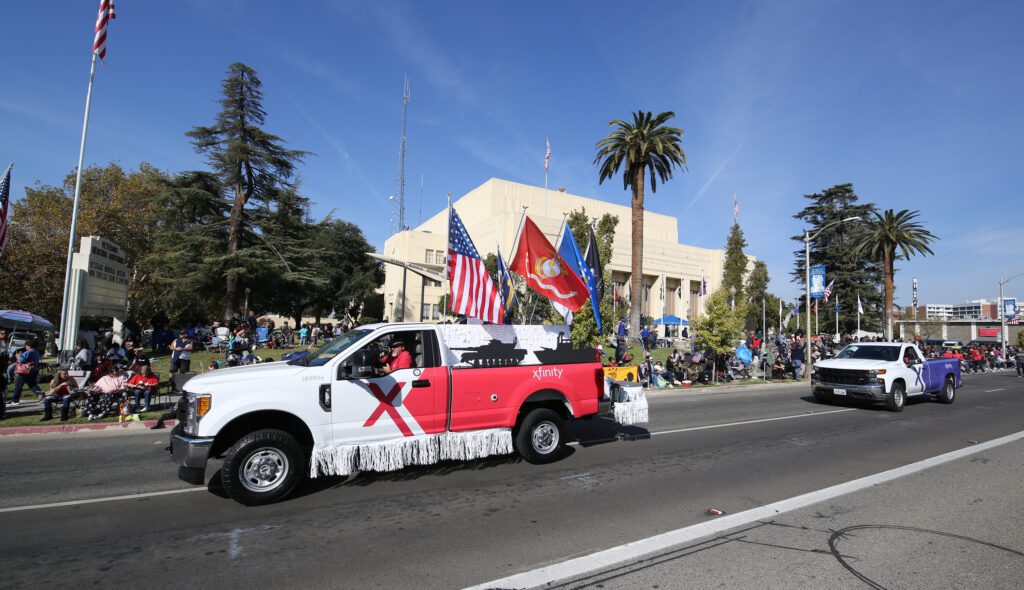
[
  {"x1": 854, "y1": 209, "x2": 937, "y2": 339},
  {"x1": 594, "y1": 111, "x2": 686, "y2": 343}
]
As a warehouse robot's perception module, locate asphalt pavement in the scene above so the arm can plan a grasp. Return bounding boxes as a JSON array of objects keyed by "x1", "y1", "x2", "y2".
[{"x1": 0, "y1": 371, "x2": 1021, "y2": 590}]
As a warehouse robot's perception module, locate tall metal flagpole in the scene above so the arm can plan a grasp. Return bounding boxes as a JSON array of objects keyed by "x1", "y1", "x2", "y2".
[
  {"x1": 442, "y1": 192, "x2": 451, "y2": 321},
  {"x1": 835, "y1": 294, "x2": 840, "y2": 340},
  {"x1": 58, "y1": 52, "x2": 99, "y2": 358}
]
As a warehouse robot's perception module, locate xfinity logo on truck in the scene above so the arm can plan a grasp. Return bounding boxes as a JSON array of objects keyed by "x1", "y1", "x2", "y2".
[{"x1": 533, "y1": 367, "x2": 563, "y2": 380}]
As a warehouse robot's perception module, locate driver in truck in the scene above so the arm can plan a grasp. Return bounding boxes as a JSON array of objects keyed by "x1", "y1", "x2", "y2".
[{"x1": 380, "y1": 339, "x2": 413, "y2": 375}]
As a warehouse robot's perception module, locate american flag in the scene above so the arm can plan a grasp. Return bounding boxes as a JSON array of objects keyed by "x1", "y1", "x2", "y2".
[
  {"x1": 447, "y1": 207, "x2": 504, "y2": 324},
  {"x1": 733, "y1": 195, "x2": 740, "y2": 221},
  {"x1": 545, "y1": 139, "x2": 551, "y2": 174},
  {"x1": 699, "y1": 272, "x2": 707, "y2": 296},
  {"x1": 823, "y1": 279, "x2": 835, "y2": 302},
  {"x1": 93, "y1": 0, "x2": 116, "y2": 63},
  {"x1": 0, "y1": 165, "x2": 11, "y2": 253},
  {"x1": 1008, "y1": 316, "x2": 1021, "y2": 325}
]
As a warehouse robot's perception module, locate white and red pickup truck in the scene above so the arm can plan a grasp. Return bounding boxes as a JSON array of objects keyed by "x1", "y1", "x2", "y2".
[{"x1": 170, "y1": 322, "x2": 634, "y2": 505}]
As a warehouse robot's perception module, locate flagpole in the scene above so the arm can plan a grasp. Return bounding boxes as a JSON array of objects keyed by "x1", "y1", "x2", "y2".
[
  {"x1": 835, "y1": 294, "x2": 840, "y2": 339},
  {"x1": 857, "y1": 294, "x2": 861, "y2": 342},
  {"x1": 58, "y1": 51, "x2": 99, "y2": 360},
  {"x1": 443, "y1": 192, "x2": 451, "y2": 321}
]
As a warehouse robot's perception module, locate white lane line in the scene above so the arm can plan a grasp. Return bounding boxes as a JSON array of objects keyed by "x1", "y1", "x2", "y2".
[
  {"x1": 0, "y1": 487, "x2": 206, "y2": 514},
  {"x1": 568, "y1": 408, "x2": 857, "y2": 447},
  {"x1": 464, "y1": 429, "x2": 1024, "y2": 590},
  {"x1": 0, "y1": 409, "x2": 868, "y2": 513},
  {"x1": 984, "y1": 388, "x2": 1005, "y2": 393}
]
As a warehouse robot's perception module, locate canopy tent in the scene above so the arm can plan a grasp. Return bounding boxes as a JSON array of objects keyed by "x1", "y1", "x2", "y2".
[
  {"x1": 0, "y1": 310, "x2": 54, "y2": 332},
  {"x1": 651, "y1": 315, "x2": 688, "y2": 326}
]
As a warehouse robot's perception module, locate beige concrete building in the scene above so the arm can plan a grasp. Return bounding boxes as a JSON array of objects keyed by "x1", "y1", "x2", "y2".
[{"x1": 380, "y1": 178, "x2": 747, "y2": 327}]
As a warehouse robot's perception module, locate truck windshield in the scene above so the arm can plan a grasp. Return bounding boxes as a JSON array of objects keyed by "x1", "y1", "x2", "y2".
[
  {"x1": 292, "y1": 328, "x2": 372, "y2": 367},
  {"x1": 835, "y1": 345, "x2": 900, "y2": 362}
]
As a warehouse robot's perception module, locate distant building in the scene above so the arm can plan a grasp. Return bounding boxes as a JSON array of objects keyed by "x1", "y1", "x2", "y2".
[{"x1": 379, "y1": 178, "x2": 754, "y2": 326}]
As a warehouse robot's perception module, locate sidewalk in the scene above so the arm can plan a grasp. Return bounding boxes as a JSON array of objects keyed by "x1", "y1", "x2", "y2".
[{"x1": 541, "y1": 436, "x2": 1024, "y2": 589}]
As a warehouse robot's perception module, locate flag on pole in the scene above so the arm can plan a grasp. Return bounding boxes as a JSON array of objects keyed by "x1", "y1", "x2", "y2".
[
  {"x1": 699, "y1": 273, "x2": 707, "y2": 296},
  {"x1": 732, "y1": 195, "x2": 740, "y2": 221},
  {"x1": 857, "y1": 294, "x2": 864, "y2": 315},
  {"x1": 496, "y1": 245, "x2": 516, "y2": 324},
  {"x1": 0, "y1": 164, "x2": 11, "y2": 253},
  {"x1": 822, "y1": 279, "x2": 835, "y2": 302},
  {"x1": 92, "y1": 0, "x2": 117, "y2": 63},
  {"x1": 511, "y1": 216, "x2": 589, "y2": 311},
  {"x1": 583, "y1": 225, "x2": 605, "y2": 333},
  {"x1": 447, "y1": 207, "x2": 504, "y2": 324},
  {"x1": 544, "y1": 139, "x2": 551, "y2": 174},
  {"x1": 785, "y1": 299, "x2": 803, "y2": 321}
]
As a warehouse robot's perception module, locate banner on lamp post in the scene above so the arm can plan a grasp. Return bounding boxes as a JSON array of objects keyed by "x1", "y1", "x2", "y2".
[
  {"x1": 810, "y1": 264, "x2": 826, "y2": 299},
  {"x1": 1005, "y1": 298, "x2": 1018, "y2": 320}
]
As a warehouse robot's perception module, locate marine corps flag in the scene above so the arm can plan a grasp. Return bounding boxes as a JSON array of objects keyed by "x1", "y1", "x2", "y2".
[{"x1": 511, "y1": 216, "x2": 589, "y2": 312}]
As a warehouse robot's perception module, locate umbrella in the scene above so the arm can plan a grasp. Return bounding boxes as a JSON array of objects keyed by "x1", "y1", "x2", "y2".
[
  {"x1": 651, "y1": 315, "x2": 688, "y2": 326},
  {"x1": 0, "y1": 310, "x2": 55, "y2": 331}
]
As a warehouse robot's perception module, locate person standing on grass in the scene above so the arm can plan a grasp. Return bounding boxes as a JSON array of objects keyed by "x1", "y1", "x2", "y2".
[
  {"x1": 11, "y1": 339, "x2": 43, "y2": 405},
  {"x1": 169, "y1": 331, "x2": 194, "y2": 374}
]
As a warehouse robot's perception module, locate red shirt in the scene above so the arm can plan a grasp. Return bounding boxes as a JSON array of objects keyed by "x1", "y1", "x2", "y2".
[
  {"x1": 387, "y1": 350, "x2": 413, "y2": 372},
  {"x1": 128, "y1": 373, "x2": 159, "y2": 391}
]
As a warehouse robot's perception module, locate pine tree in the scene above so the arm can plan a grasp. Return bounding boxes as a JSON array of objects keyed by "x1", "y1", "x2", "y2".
[
  {"x1": 722, "y1": 223, "x2": 748, "y2": 302},
  {"x1": 791, "y1": 184, "x2": 881, "y2": 335},
  {"x1": 186, "y1": 62, "x2": 309, "y2": 318}
]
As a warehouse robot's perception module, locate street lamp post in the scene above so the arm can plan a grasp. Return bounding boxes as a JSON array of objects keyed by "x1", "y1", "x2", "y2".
[
  {"x1": 999, "y1": 271, "x2": 1024, "y2": 364},
  {"x1": 804, "y1": 216, "x2": 861, "y2": 380}
]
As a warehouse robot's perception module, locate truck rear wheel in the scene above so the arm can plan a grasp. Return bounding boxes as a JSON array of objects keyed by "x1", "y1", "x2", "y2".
[
  {"x1": 515, "y1": 408, "x2": 566, "y2": 464},
  {"x1": 885, "y1": 383, "x2": 906, "y2": 412},
  {"x1": 221, "y1": 429, "x2": 305, "y2": 506},
  {"x1": 937, "y1": 376, "x2": 955, "y2": 404}
]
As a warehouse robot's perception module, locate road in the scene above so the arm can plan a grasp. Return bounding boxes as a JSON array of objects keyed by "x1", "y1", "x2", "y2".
[{"x1": 0, "y1": 372, "x2": 1021, "y2": 589}]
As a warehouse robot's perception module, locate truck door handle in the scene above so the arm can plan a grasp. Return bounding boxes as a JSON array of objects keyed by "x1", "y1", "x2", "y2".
[{"x1": 411, "y1": 380, "x2": 431, "y2": 388}]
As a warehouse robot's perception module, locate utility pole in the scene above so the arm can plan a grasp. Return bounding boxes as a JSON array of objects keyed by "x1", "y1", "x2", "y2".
[{"x1": 395, "y1": 75, "x2": 411, "y2": 232}]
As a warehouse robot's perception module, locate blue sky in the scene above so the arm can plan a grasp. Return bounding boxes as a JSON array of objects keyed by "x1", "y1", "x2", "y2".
[{"x1": 3, "y1": 0, "x2": 1023, "y2": 306}]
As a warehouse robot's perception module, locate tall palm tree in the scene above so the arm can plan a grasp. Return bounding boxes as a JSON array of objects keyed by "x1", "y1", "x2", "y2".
[
  {"x1": 594, "y1": 111, "x2": 686, "y2": 343},
  {"x1": 854, "y1": 209, "x2": 937, "y2": 339}
]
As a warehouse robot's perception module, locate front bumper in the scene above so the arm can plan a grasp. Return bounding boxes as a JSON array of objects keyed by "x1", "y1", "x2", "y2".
[
  {"x1": 169, "y1": 425, "x2": 214, "y2": 484},
  {"x1": 813, "y1": 380, "x2": 886, "y2": 401}
]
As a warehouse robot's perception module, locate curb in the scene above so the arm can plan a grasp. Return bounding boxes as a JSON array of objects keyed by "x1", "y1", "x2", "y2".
[
  {"x1": 643, "y1": 380, "x2": 803, "y2": 397},
  {"x1": 0, "y1": 419, "x2": 178, "y2": 437}
]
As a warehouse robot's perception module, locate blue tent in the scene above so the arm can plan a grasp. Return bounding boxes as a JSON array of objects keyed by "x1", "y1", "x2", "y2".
[{"x1": 651, "y1": 315, "x2": 688, "y2": 326}]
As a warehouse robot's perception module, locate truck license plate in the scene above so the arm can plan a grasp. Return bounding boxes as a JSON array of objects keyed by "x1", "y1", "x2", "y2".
[{"x1": 833, "y1": 388, "x2": 847, "y2": 396}]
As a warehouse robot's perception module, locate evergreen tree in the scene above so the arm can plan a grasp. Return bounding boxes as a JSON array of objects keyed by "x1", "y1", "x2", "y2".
[
  {"x1": 722, "y1": 222, "x2": 748, "y2": 302},
  {"x1": 744, "y1": 260, "x2": 780, "y2": 334},
  {"x1": 187, "y1": 62, "x2": 309, "y2": 318},
  {"x1": 791, "y1": 183, "x2": 881, "y2": 335}
]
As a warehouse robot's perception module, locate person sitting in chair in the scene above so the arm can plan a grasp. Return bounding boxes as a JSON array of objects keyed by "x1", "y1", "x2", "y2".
[
  {"x1": 128, "y1": 364, "x2": 160, "y2": 413},
  {"x1": 41, "y1": 370, "x2": 74, "y2": 422},
  {"x1": 380, "y1": 340, "x2": 413, "y2": 375}
]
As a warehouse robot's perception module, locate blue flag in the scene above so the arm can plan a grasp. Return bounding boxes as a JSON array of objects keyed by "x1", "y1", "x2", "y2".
[
  {"x1": 556, "y1": 221, "x2": 602, "y2": 332},
  {"x1": 496, "y1": 245, "x2": 516, "y2": 324}
]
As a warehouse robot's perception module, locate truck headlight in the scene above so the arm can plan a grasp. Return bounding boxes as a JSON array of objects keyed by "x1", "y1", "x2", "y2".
[{"x1": 185, "y1": 394, "x2": 212, "y2": 435}]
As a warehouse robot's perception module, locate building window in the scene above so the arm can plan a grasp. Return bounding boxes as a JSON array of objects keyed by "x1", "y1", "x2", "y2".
[
  {"x1": 436, "y1": 251, "x2": 446, "y2": 265},
  {"x1": 425, "y1": 249, "x2": 434, "y2": 264}
]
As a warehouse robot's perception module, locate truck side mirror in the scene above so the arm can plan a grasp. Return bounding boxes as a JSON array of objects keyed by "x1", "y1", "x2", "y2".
[{"x1": 338, "y1": 362, "x2": 353, "y2": 380}]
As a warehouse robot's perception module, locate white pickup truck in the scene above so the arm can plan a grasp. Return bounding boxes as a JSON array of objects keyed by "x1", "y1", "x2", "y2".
[
  {"x1": 169, "y1": 322, "x2": 634, "y2": 505},
  {"x1": 812, "y1": 342, "x2": 961, "y2": 412}
]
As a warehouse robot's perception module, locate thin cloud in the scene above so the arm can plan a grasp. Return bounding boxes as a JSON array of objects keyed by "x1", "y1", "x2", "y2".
[
  {"x1": 279, "y1": 46, "x2": 366, "y2": 101},
  {"x1": 289, "y1": 98, "x2": 384, "y2": 203},
  {"x1": 682, "y1": 138, "x2": 748, "y2": 213}
]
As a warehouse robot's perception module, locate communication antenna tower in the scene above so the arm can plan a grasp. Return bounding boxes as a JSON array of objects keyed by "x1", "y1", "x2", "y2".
[{"x1": 394, "y1": 75, "x2": 411, "y2": 232}]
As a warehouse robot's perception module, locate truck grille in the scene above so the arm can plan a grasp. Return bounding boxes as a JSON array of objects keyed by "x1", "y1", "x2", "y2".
[{"x1": 819, "y1": 368, "x2": 873, "y2": 385}]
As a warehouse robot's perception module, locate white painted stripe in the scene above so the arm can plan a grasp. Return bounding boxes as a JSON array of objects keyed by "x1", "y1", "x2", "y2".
[
  {"x1": 984, "y1": 388, "x2": 1005, "y2": 392},
  {"x1": 464, "y1": 429, "x2": 1024, "y2": 590},
  {"x1": 567, "y1": 408, "x2": 857, "y2": 446},
  {"x1": 0, "y1": 487, "x2": 206, "y2": 514}
]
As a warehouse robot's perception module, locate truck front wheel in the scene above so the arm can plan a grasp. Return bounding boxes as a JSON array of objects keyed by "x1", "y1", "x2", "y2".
[
  {"x1": 515, "y1": 408, "x2": 566, "y2": 464},
  {"x1": 221, "y1": 429, "x2": 305, "y2": 506},
  {"x1": 885, "y1": 383, "x2": 906, "y2": 412}
]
